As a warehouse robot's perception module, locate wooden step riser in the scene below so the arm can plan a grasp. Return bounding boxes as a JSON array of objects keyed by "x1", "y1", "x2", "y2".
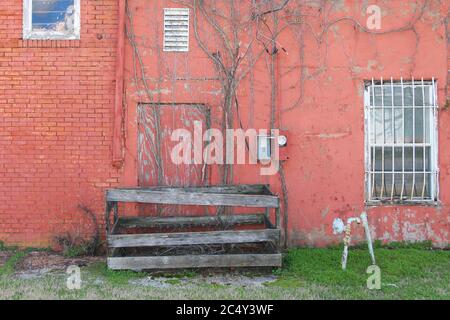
[
  {"x1": 108, "y1": 229, "x2": 280, "y2": 248},
  {"x1": 108, "y1": 254, "x2": 282, "y2": 270},
  {"x1": 108, "y1": 185, "x2": 271, "y2": 195},
  {"x1": 116, "y1": 214, "x2": 268, "y2": 230},
  {"x1": 107, "y1": 189, "x2": 279, "y2": 208}
]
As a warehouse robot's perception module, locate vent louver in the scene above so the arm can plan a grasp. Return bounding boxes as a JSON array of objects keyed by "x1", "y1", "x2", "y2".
[{"x1": 164, "y1": 8, "x2": 190, "y2": 52}]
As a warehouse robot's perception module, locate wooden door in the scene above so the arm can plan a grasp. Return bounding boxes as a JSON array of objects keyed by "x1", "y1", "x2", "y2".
[{"x1": 137, "y1": 103, "x2": 210, "y2": 216}]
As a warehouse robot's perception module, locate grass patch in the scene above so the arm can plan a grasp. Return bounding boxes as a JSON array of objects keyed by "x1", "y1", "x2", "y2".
[
  {"x1": 0, "y1": 241, "x2": 19, "y2": 252},
  {"x1": 266, "y1": 276, "x2": 303, "y2": 289},
  {"x1": 85, "y1": 262, "x2": 147, "y2": 285},
  {"x1": 63, "y1": 245, "x2": 90, "y2": 258},
  {"x1": 275, "y1": 246, "x2": 450, "y2": 299},
  {"x1": 104, "y1": 270, "x2": 147, "y2": 286},
  {"x1": 153, "y1": 270, "x2": 199, "y2": 279},
  {"x1": 164, "y1": 278, "x2": 182, "y2": 285},
  {"x1": 0, "y1": 251, "x2": 27, "y2": 276}
]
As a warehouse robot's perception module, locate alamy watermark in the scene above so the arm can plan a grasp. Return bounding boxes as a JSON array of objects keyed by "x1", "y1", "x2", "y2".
[
  {"x1": 366, "y1": 265, "x2": 381, "y2": 290},
  {"x1": 170, "y1": 121, "x2": 282, "y2": 176},
  {"x1": 366, "y1": 5, "x2": 382, "y2": 30},
  {"x1": 66, "y1": 265, "x2": 81, "y2": 290}
]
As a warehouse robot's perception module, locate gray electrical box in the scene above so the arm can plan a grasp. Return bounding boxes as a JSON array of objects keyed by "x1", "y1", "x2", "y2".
[{"x1": 257, "y1": 135, "x2": 272, "y2": 161}]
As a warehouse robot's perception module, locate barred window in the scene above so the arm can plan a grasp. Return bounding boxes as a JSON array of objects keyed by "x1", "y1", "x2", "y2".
[
  {"x1": 364, "y1": 78, "x2": 439, "y2": 204},
  {"x1": 23, "y1": 0, "x2": 80, "y2": 40}
]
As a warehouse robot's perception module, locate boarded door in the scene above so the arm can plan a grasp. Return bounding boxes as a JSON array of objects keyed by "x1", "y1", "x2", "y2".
[{"x1": 137, "y1": 103, "x2": 210, "y2": 215}]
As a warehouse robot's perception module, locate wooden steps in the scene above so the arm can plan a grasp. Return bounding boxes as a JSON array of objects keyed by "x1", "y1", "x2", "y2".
[{"x1": 105, "y1": 185, "x2": 282, "y2": 271}]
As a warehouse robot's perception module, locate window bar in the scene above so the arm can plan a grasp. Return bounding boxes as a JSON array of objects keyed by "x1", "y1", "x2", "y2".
[
  {"x1": 431, "y1": 77, "x2": 437, "y2": 200},
  {"x1": 371, "y1": 78, "x2": 376, "y2": 200},
  {"x1": 366, "y1": 83, "x2": 372, "y2": 201},
  {"x1": 390, "y1": 77, "x2": 395, "y2": 200},
  {"x1": 400, "y1": 78, "x2": 405, "y2": 200},
  {"x1": 421, "y1": 78, "x2": 427, "y2": 198},
  {"x1": 411, "y1": 77, "x2": 416, "y2": 199},
  {"x1": 380, "y1": 77, "x2": 385, "y2": 199}
]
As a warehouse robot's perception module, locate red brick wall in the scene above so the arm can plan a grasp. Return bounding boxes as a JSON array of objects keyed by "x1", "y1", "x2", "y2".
[{"x1": 0, "y1": 0, "x2": 120, "y2": 247}]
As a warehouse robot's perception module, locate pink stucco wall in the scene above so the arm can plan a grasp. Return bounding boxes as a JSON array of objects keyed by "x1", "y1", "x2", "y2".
[{"x1": 121, "y1": 0, "x2": 449, "y2": 247}]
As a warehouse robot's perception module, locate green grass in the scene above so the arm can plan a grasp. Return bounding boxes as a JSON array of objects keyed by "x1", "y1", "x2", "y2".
[
  {"x1": 0, "y1": 241, "x2": 19, "y2": 252},
  {"x1": 0, "y1": 245, "x2": 448, "y2": 300},
  {"x1": 84, "y1": 262, "x2": 148, "y2": 286},
  {"x1": 271, "y1": 246, "x2": 450, "y2": 299},
  {"x1": 0, "y1": 251, "x2": 27, "y2": 277},
  {"x1": 63, "y1": 246, "x2": 89, "y2": 258}
]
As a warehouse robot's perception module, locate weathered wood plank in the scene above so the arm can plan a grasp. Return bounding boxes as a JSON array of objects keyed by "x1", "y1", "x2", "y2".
[
  {"x1": 105, "y1": 201, "x2": 112, "y2": 234},
  {"x1": 275, "y1": 207, "x2": 281, "y2": 230},
  {"x1": 107, "y1": 254, "x2": 282, "y2": 270},
  {"x1": 106, "y1": 189, "x2": 279, "y2": 208},
  {"x1": 117, "y1": 214, "x2": 266, "y2": 229},
  {"x1": 108, "y1": 229, "x2": 280, "y2": 248},
  {"x1": 107, "y1": 185, "x2": 271, "y2": 195}
]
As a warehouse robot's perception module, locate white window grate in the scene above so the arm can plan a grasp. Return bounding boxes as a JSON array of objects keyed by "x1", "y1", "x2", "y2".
[
  {"x1": 364, "y1": 78, "x2": 439, "y2": 204},
  {"x1": 163, "y1": 8, "x2": 189, "y2": 52}
]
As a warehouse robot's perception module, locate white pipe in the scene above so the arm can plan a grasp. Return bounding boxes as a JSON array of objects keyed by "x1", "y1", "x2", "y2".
[
  {"x1": 361, "y1": 212, "x2": 376, "y2": 265},
  {"x1": 341, "y1": 217, "x2": 361, "y2": 270},
  {"x1": 339, "y1": 213, "x2": 377, "y2": 270}
]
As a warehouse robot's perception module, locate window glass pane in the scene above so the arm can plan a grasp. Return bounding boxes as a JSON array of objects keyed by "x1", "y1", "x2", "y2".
[
  {"x1": 369, "y1": 109, "x2": 375, "y2": 144},
  {"x1": 394, "y1": 147, "x2": 403, "y2": 171},
  {"x1": 404, "y1": 147, "x2": 414, "y2": 171},
  {"x1": 393, "y1": 86, "x2": 403, "y2": 106},
  {"x1": 384, "y1": 108, "x2": 393, "y2": 143},
  {"x1": 404, "y1": 109, "x2": 413, "y2": 143},
  {"x1": 372, "y1": 147, "x2": 383, "y2": 171},
  {"x1": 424, "y1": 173, "x2": 431, "y2": 198},
  {"x1": 374, "y1": 109, "x2": 383, "y2": 144},
  {"x1": 403, "y1": 173, "x2": 414, "y2": 198},
  {"x1": 373, "y1": 173, "x2": 382, "y2": 197},
  {"x1": 373, "y1": 86, "x2": 382, "y2": 106},
  {"x1": 384, "y1": 147, "x2": 393, "y2": 171},
  {"x1": 414, "y1": 86, "x2": 424, "y2": 106},
  {"x1": 415, "y1": 148, "x2": 424, "y2": 171},
  {"x1": 415, "y1": 108, "x2": 424, "y2": 143},
  {"x1": 404, "y1": 86, "x2": 413, "y2": 106},
  {"x1": 32, "y1": 0, "x2": 75, "y2": 32},
  {"x1": 423, "y1": 86, "x2": 431, "y2": 106},
  {"x1": 414, "y1": 147, "x2": 431, "y2": 172},
  {"x1": 425, "y1": 109, "x2": 430, "y2": 143},
  {"x1": 393, "y1": 173, "x2": 404, "y2": 197},
  {"x1": 384, "y1": 174, "x2": 393, "y2": 194},
  {"x1": 383, "y1": 85, "x2": 393, "y2": 106},
  {"x1": 394, "y1": 108, "x2": 403, "y2": 143},
  {"x1": 370, "y1": 86, "x2": 375, "y2": 106}
]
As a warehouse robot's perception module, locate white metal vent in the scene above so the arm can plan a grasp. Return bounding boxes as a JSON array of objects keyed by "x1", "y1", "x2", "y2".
[
  {"x1": 364, "y1": 78, "x2": 439, "y2": 204},
  {"x1": 164, "y1": 8, "x2": 189, "y2": 52}
]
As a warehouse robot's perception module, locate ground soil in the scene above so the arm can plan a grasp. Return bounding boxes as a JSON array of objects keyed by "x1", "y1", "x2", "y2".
[
  {"x1": 15, "y1": 252, "x2": 102, "y2": 273},
  {"x1": 0, "y1": 251, "x2": 12, "y2": 268}
]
